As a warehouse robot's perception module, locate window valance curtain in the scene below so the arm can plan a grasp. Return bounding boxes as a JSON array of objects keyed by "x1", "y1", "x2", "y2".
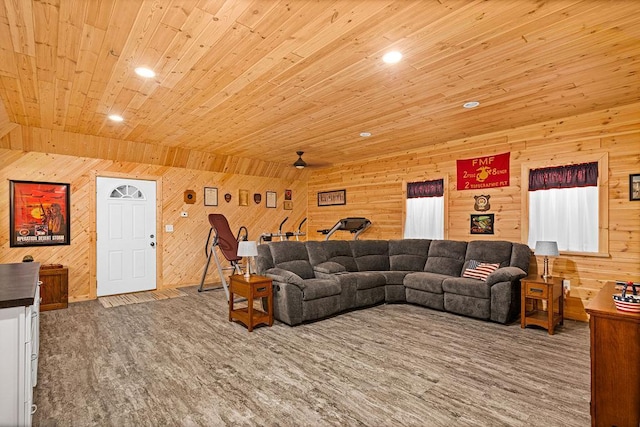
[
  {"x1": 529, "y1": 162, "x2": 598, "y2": 191},
  {"x1": 407, "y1": 179, "x2": 444, "y2": 198}
]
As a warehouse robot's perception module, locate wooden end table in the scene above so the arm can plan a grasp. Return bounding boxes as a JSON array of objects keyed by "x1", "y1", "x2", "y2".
[
  {"x1": 520, "y1": 275, "x2": 564, "y2": 335},
  {"x1": 229, "y1": 274, "x2": 273, "y2": 332}
]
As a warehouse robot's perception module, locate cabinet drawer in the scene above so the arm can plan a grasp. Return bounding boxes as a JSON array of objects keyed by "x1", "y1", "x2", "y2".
[
  {"x1": 525, "y1": 282, "x2": 548, "y2": 299},
  {"x1": 253, "y1": 285, "x2": 271, "y2": 298}
]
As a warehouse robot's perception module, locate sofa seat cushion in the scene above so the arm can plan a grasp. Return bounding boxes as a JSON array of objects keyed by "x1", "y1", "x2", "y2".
[
  {"x1": 442, "y1": 277, "x2": 491, "y2": 299},
  {"x1": 379, "y1": 271, "x2": 410, "y2": 285},
  {"x1": 403, "y1": 272, "x2": 449, "y2": 294},
  {"x1": 345, "y1": 272, "x2": 387, "y2": 290},
  {"x1": 298, "y1": 278, "x2": 342, "y2": 301}
]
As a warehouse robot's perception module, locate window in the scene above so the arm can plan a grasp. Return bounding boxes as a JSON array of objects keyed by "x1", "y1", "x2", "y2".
[
  {"x1": 404, "y1": 179, "x2": 445, "y2": 239},
  {"x1": 522, "y1": 153, "x2": 608, "y2": 255},
  {"x1": 110, "y1": 185, "x2": 145, "y2": 200}
]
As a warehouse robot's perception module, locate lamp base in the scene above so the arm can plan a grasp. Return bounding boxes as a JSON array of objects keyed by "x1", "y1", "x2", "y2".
[
  {"x1": 243, "y1": 272, "x2": 251, "y2": 280},
  {"x1": 541, "y1": 256, "x2": 551, "y2": 280}
]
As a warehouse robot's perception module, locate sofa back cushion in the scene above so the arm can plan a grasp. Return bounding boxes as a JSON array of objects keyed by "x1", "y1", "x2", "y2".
[
  {"x1": 350, "y1": 240, "x2": 390, "y2": 271},
  {"x1": 510, "y1": 242, "x2": 532, "y2": 272},
  {"x1": 256, "y1": 244, "x2": 274, "y2": 274},
  {"x1": 306, "y1": 240, "x2": 358, "y2": 272},
  {"x1": 389, "y1": 239, "x2": 431, "y2": 271},
  {"x1": 464, "y1": 240, "x2": 513, "y2": 271},
  {"x1": 268, "y1": 241, "x2": 315, "y2": 279},
  {"x1": 424, "y1": 240, "x2": 467, "y2": 276}
]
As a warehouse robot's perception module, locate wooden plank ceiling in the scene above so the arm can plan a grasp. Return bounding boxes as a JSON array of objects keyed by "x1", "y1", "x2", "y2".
[{"x1": 0, "y1": 0, "x2": 639, "y2": 169}]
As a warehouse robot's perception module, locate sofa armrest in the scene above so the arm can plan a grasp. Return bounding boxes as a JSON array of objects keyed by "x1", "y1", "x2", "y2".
[
  {"x1": 313, "y1": 261, "x2": 347, "y2": 274},
  {"x1": 265, "y1": 267, "x2": 304, "y2": 286},
  {"x1": 486, "y1": 266, "x2": 527, "y2": 286}
]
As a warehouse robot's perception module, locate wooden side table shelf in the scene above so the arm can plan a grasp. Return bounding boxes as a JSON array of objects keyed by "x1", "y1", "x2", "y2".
[
  {"x1": 39, "y1": 265, "x2": 68, "y2": 311},
  {"x1": 229, "y1": 274, "x2": 273, "y2": 332},
  {"x1": 520, "y1": 275, "x2": 563, "y2": 335}
]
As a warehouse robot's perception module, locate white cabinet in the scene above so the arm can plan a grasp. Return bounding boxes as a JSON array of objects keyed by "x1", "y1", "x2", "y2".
[{"x1": 0, "y1": 263, "x2": 40, "y2": 427}]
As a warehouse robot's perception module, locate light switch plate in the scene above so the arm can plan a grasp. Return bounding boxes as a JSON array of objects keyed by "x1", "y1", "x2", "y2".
[{"x1": 165, "y1": 224, "x2": 174, "y2": 232}]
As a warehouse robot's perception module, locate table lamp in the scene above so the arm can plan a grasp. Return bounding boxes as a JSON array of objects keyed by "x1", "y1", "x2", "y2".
[
  {"x1": 534, "y1": 241, "x2": 559, "y2": 280},
  {"x1": 237, "y1": 240, "x2": 258, "y2": 279}
]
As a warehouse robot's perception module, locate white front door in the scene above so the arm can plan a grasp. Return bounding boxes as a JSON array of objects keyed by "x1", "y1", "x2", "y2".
[{"x1": 96, "y1": 177, "x2": 157, "y2": 297}]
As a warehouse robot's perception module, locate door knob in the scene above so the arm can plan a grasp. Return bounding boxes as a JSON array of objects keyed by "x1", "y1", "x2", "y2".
[
  {"x1": 150, "y1": 234, "x2": 155, "y2": 238},
  {"x1": 150, "y1": 242, "x2": 155, "y2": 247}
]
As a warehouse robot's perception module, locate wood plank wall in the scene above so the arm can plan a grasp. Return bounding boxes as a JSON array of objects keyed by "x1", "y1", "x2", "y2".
[
  {"x1": 1, "y1": 103, "x2": 638, "y2": 320},
  {"x1": 307, "y1": 103, "x2": 640, "y2": 321},
  {"x1": 0, "y1": 100, "x2": 17, "y2": 139},
  {"x1": 0, "y1": 128, "x2": 307, "y2": 301}
]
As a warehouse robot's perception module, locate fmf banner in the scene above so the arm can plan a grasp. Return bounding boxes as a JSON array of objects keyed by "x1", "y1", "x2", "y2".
[{"x1": 456, "y1": 152, "x2": 510, "y2": 190}]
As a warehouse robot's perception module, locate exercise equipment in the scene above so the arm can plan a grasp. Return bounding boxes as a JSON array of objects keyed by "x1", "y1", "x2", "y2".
[
  {"x1": 259, "y1": 217, "x2": 307, "y2": 243},
  {"x1": 198, "y1": 214, "x2": 248, "y2": 299},
  {"x1": 318, "y1": 217, "x2": 371, "y2": 240}
]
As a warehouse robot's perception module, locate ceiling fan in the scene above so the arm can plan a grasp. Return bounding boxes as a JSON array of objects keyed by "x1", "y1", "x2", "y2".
[{"x1": 293, "y1": 151, "x2": 307, "y2": 169}]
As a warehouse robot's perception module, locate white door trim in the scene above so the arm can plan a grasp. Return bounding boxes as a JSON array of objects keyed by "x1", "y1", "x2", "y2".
[{"x1": 89, "y1": 171, "x2": 163, "y2": 300}]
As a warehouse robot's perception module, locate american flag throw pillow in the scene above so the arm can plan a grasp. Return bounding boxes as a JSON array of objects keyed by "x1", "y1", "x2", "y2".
[{"x1": 462, "y1": 260, "x2": 500, "y2": 282}]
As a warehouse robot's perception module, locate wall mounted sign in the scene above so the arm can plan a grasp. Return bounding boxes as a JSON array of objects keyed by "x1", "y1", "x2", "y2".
[
  {"x1": 283, "y1": 200, "x2": 293, "y2": 210},
  {"x1": 285, "y1": 189, "x2": 292, "y2": 200},
  {"x1": 224, "y1": 193, "x2": 232, "y2": 203},
  {"x1": 470, "y1": 214, "x2": 495, "y2": 235},
  {"x1": 204, "y1": 187, "x2": 218, "y2": 206},
  {"x1": 253, "y1": 193, "x2": 262, "y2": 204},
  {"x1": 318, "y1": 189, "x2": 346, "y2": 206},
  {"x1": 457, "y1": 152, "x2": 510, "y2": 190},
  {"x1": 474, "y1": 195, "x2": 491, "y2": 211},
  {"x1": 10, "y1": 180, "x2": 71, "y2": 247},
  {"x1": 266, "y1": 191, "x2": 277, "y2": 208},
  {"x1": 184, "y1": 190, "x2": 196, "y2": 204}
]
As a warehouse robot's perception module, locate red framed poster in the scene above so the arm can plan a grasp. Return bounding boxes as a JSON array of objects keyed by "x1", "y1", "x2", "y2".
[{"x1": 9, "y1": 180, "x2": 71, "y2": 247}]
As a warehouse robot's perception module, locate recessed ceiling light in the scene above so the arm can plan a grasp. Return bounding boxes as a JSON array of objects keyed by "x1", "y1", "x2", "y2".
[
  {"x1": 360, "y1": 132, "x2": 372, "y2": 137},
  {"x1": 108, "y1": 114, "x2": 124, "y2": 122},
  {"x1": 134, "y1": 67, "x2": 156, "y2": 78},
  {"x1": 463, "y1": 101, "x2": 480, "y2": 109},
  {"x1": 382, "y1": 51, "x2": 402, "y2": 64}
]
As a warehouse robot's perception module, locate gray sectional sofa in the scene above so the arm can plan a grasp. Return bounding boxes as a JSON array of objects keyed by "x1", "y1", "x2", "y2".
[{"x1": 255, "y1": 239, "x2": 531, "y2": 326}]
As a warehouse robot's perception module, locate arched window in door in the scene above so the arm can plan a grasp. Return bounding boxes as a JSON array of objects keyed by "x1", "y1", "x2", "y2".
[{"x1": 109, "y1": 185, "x2": 145, "y2": 200}]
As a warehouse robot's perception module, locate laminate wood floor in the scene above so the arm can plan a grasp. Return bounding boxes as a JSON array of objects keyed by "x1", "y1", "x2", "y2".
[{"x1": 34, "y1": 286, "x2": 591, "y2": 427}]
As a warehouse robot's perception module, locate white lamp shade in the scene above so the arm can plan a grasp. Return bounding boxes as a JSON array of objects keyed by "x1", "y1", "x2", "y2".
[
  {"x1": 534, "y1": 241, "x2": 559, "y2": 257},
  {"x1": 237, "y1": 240, "x2": 258, "y2": 257}
]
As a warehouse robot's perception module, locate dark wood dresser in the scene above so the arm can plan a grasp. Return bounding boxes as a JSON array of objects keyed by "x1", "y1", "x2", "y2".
[
  {"x1": 585, "y1": 282, "x2": 640, "y2": 427},
  {"x1": 39, "y1": 265, "x2": 68, "y2": 311}
]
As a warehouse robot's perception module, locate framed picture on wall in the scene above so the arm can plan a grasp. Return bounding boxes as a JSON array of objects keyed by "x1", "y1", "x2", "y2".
[
  {"x1": 266, "y1": 191, "x2": 277, "y2": 208},
  {"x1": 10, "y1": 180, "x2": 71, "y2": 247},
  {"x1": 317, "y1": 189, "x2": 346, "y2": 206},
  {"x1": 239, "y1": 189, "x2": 249, "y2": 206},
  {"x1": 470, "y1": 214, "x2": 494, "y2": 235},
  {"x1": 204, "y1": 187, "x2": 218, "y2": 206},
  {"x1": 630, "y1": 174, "x2": 640, "y2": 201}
]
